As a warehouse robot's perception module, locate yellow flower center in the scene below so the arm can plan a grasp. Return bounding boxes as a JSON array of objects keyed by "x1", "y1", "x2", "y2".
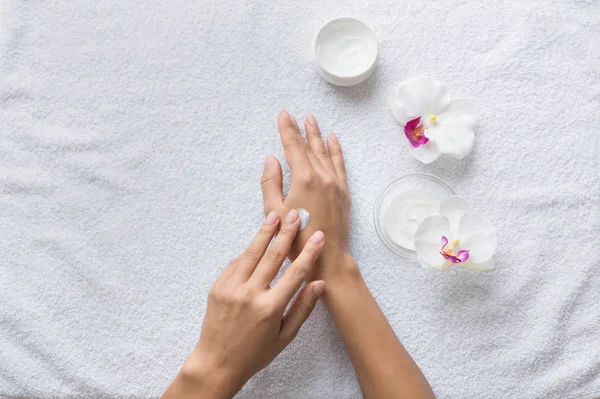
[{"x1": 442, "y1": 239, "x2": 461, "y2": 256}]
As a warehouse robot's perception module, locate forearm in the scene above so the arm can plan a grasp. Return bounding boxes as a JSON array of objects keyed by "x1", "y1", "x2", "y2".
[{"x1": 322, "y1": 254, "x2": 435, "y2": 399}]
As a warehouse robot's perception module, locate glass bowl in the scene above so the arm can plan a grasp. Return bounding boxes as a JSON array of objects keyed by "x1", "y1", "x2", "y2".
[{"x1": 373, "y1": 173, "x2": 455, "y2": 259}]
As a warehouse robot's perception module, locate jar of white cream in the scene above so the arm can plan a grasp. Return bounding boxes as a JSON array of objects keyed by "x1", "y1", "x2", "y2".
[
  {"x1": 312, "y1": 17, "x2": 378, "y2": 86},
  {"x1": 374, "y1": 173, "x2": 455, "y2": 259}
]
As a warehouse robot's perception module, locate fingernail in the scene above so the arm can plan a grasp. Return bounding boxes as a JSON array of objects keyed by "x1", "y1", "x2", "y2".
[
  {"x1": 310, "y1": 230, "x2": 324, "y2": 244},
  {"x1": 285, "y1": 209, "x2": 299, "y2": 223},
  {"x1": 306, "y1": 114, "x2": 318, "y2": 127},
  {"x1": 264, "y1": 156, "x2": 275, "y2": 168},
  {"x1": 312, "y1": 281, "x2": 325, "y2": 296},
  {"x1": 279, "y1": 110, "x2": 291, "y2": 121},
  {"x1": 329, "y1": 133, "x2": 338, "y2": 144},
  {"x1": 265, "y1": 211, "x2": 278, "y2": 225}
]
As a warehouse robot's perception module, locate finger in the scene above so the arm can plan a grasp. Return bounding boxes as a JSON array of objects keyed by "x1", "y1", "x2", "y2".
[
  {"x1": 279, "y1": 280, "x2": 325, "y2": 343},
  {"x1": 305, "y1": 115, "x2": 335, "y2": 175},
  {"x1": 234, "y1": 211, "x2": 280, "y2": 281},
  {"x1": 250, "y1": 209, "x2": 301, "y2": 286},
  {"x1": 271, "y1": 231, "x2": 324, "y2": 305},
  {"x1": 278, "y1": 110, "x2": 311, "y2": 171},
  {"x1": 216, "y1": 261, "x2": 237, "y2": 284},
  {"x1": 261, "y1": 156, "x2": 283, "y2": 216},
  {"x1": 327, "y1": 133, "x2": 348, "y2": 188},
  {"x1": 290, "y1": 114, "x2": 300, "y2": 131},
  {"x1": 306, "y1": 150, "x2": 326, "y2": 175}
]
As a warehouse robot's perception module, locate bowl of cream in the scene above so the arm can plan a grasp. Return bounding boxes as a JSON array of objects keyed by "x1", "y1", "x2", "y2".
[
  {"x1": 312, "y1": 17, "x2": 378, "y2": 86},
  {"x1": 374, "y1": 173, "x2": 455, "y2": 259}
]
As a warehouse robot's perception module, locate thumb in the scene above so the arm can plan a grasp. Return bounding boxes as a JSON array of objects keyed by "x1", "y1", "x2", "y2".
[
  {"x1": 279, "y1": 281, "x2": 325, "y2": 344},
  {"x1": 261, "y1": 155, "x2": 283, "y2": 216}
]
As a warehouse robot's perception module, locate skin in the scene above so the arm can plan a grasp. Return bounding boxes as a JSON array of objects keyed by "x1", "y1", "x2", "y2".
[
  {"x1": 163, "y1": 111, "x2": 435, "y2": 399},
  {"x1": 163, "y1": 211, "x2": 326, "y2": 399}
]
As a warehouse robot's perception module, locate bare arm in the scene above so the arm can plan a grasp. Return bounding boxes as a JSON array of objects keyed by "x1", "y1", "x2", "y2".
[
  {"x1": 261, "y1": 111, "x2": 435, "y2": 399},
  {"x1": 324, "y1": 256, "x2": 434, "y2": 398}
]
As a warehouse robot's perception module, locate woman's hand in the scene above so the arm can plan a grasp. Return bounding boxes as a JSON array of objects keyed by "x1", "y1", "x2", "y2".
[
  {"x1": 163, "y1": 210, "x2": 326, "y2": 399},
  {"x1": 261, "y1": 111, "x2": 352, "y2": 280}
]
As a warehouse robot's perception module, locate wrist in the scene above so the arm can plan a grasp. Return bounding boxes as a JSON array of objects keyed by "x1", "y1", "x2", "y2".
[
  {"x1": 173, "y1": 351, "x2": 240, "y2": 399},
  {"x1": 318, "y1": 250, "x2": 361, "y2": 283}
]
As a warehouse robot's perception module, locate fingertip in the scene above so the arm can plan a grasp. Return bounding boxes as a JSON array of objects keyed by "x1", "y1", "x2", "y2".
[
  {"x1": 264, "y1": 155, "x2": 275, "y2": 169},
  {"x1": 310, "y1": 230, "x2": 324, "y2": 244},
  {"x1": 279, "y1": 110, "x2": 291, "y2": 122},
  {"x1": 306, "y1": 114, "x2": 318, "y2": 128},
  {"x1": 284, "y1": 208, "x2": 300, "y2": 224},
  {"x1": 312, "y1": 280, "x2": 326, "y2": 297},
  {"x1": 328, "y1": 133, "x2": 339, "y2": 146},
  {"x1": 264, "y1": 211, "x2": 279, "y2": 225}
]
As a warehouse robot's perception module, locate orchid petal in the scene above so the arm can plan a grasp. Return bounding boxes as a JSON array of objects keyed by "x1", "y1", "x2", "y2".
[
  {"x1": 393, "y1": 75, "x2": 450, "y2": 118},
  {"x1": 419, "y1": 256, "x2": 453, "y2": 270},
  {"x1": 460, "y1": 257, "x2": 495, "y2": 271},
  {"x1": 457, "y1": 212, "x2": 497, "y2": 264},
  {"x1": 404, "y1": 117, "x2": 429, "y2": 147},
  {"x1": 455, "y1": 250, "x2": 470, "y2": 262},
  {"x1": 389, "y1": 94, "x2": 412, "y2": 125},
  {"x1": 414, "y1": 214, "x2": 451, "y2": 267},
  {"x1": 406, "y1": 139, "x2": 442, "y2": 164},
  {"x1": 439, "y1": 99, "x2": 477, "y2": 122},
  {"x1": 441, "y1": 236, "x2": 449, "y2": 249},
  {"x1": 426, "y1": 113, "x2": 475, "y2": 159},
  {"x1": 439, "y1": 195, "x2": 471, "y2": 234}
]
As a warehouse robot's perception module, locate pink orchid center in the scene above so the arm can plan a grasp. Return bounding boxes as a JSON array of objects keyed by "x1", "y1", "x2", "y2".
[
  {"x1": 440, "y1": 236, "x2": 469, "y2": 264},
  {"x1": 404, "y1": 115, "x2": 437, "y2": 148}
]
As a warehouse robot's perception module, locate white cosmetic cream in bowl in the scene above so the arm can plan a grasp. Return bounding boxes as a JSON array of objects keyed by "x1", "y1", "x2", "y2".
[
  {"x1": 374, "y1": 173, "x2": 455, "y2": 259},
  {"x1": 312, "y1": 17, "x2": 378, "y2": 86}
]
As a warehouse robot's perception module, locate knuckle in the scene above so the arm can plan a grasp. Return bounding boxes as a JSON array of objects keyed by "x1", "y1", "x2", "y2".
[
  {"x1": 289, "y1": 263, "x2": 308, "y2": 279},
  {"x1": 241, "y1": 247, "x2": 261, "y2": 261},
  {"x1": 279, "y1": 220, "x2": 298, "y2": 234},
  {"x1": 232, "y1": 287, "x2": 252, "y2": 304},
  {"x1": 321, "y1": 176, "x2": 336, "y2": 188},
  {"x1": 260, "y1": 174, "x2": 277, "y2": 187},
  {"x1": 297, "y1": 172, "x2": 317, "y2": 186},
  {"x1": 264, "y1": 247, "x2": 285, "y2": 262},
  {"x1": 282, "y1": 141, "x2": 300, "y2": 153},
  {"x1": 298, "y1": 298, "x2": 315, "y2": 317},
  {"x1": 259, "y1": 300, "x2": 278, "y2": 317},
  {"x1": 208, "y1": 286, "x2": 221, "y2": 302},
  {"x1": 258, "y1": 223, "x2": 275, "y2": 235}
]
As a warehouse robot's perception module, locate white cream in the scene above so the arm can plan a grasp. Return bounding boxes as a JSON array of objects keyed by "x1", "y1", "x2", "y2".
[
  {"x1": 383, "y1": 190, "x2": 441, "y2": 251},
  {"x1": 297, "y1": 208, "x2": 310, "y2": 230},
  {"x1": 317, "y1": 35, "x2": 377, "y2": 77}
]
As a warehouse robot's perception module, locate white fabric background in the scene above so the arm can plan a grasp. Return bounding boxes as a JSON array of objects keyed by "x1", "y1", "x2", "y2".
[{"x1": 1, "y1": 0, "x2": 599, "y2": 398}]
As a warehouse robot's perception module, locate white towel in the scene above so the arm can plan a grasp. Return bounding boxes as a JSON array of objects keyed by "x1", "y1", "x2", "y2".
[{"x1": 1, "y1": 0, "x2": 599, "y2": 398}]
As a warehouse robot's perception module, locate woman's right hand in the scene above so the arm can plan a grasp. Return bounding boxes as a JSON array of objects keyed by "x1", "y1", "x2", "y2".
[
  {"x1": 162, "y1": 210, "x2": 326, "y2": 399},
  {"x1": 260, "y1": 111, "x2": 353, "y2": 281}
]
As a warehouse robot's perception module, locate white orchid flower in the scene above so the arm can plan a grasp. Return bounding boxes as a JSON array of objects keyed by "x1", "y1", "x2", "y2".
[
  {"x1": 390, "y1": 75, "x2": 477, "y2": 164},
  {"x1": 414, "y1": 196, "x2": 497, "y2": 270}
]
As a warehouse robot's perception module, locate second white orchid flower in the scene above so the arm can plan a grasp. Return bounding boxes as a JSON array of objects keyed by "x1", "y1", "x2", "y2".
[
  {"x1": 390, "y1": 75, "x2": 477, "y2": 164},
  {"x1": 414, "y1": 196, "x2": 497, "y2": 270}
]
